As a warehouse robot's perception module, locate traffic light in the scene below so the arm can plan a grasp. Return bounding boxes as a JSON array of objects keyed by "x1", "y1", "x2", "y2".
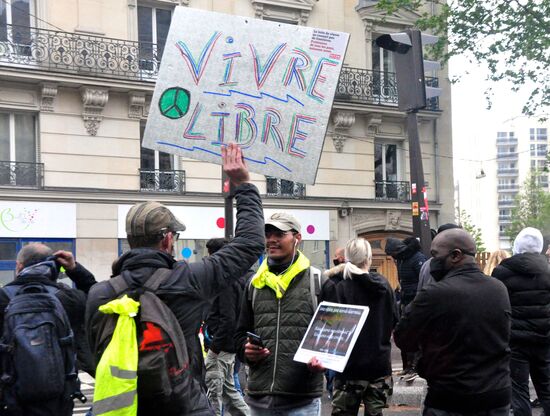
[{"x1": 376, "y1": 29, "x2": 441, "y2": 112}]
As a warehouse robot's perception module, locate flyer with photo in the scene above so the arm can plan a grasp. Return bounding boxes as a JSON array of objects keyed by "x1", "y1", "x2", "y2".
[{"x1": 294, "y1": 301, "x2": 369, "y2": 372}]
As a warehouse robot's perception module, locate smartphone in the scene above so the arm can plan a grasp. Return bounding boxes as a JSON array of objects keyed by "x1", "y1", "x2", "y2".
[{"x1": 246, "y1": 331, "x2": 264, "y2": 348}]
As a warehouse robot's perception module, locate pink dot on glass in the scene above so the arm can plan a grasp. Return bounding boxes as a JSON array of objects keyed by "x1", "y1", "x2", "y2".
[
  {"x1": 306, "y1": 225, "x2": 315, "y2": 234},
  {"x1": 216, "y1": 217, "x2": 225, "y2": 229}
]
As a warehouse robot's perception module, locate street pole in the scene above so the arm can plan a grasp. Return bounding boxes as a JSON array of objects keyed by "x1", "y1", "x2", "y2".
[
  {"x1": 222, "y1": 168, "x2": 234, "y2": 240},
  {"x1": 406, "y1": 111, "x2": 432, "y2": 256}
]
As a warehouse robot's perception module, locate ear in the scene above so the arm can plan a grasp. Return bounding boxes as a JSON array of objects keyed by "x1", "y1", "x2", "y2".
[
  {"x1": 159, "y1": 233, "x2": 172, "y2": 251},
  {"x1": 295, "y1": 233, "x2": 302, "y2": 245},
  {"x1": 15, "y1": 261, "x2": 23, "y2": 275}
]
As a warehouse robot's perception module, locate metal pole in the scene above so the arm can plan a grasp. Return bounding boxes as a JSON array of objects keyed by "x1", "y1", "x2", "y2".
[
  {"x1": 406, "y1": 111, "x2": 432, "y2": 255},
  {"x1": 222, "y1": 168, "x2": 235, "y2": 240}
]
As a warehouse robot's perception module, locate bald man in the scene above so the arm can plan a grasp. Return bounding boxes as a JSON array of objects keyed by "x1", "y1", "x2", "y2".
[{"x1": 394, "y1": 229, "x2": 512, "y2": 416}]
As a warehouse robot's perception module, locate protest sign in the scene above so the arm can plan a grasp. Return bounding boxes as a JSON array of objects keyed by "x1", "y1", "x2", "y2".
[
  {"x1": 142, "y1": 7, "x2": 349, "y2": 185},
  {"x1": 294, "y1": 301, "x2": 369, "y2": 372}
]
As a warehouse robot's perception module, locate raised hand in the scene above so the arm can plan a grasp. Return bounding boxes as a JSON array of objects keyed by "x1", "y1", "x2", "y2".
[{"x1": 222, "y1": 142, "x2": 250, "y2": 187}]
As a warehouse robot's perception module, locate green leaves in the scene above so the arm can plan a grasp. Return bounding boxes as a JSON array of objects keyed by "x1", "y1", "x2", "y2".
[
  {"x1": 375, "y1": 0, "x2": 550, "y2": 118},
  {"x1": 506, "y1": 171, "x2": 550, "y2": 241}
]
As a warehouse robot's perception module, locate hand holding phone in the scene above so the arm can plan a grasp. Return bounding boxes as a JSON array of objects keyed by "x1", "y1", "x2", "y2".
[{"x1": 246, "y1": 331, "x2": 264, "y2": 348}]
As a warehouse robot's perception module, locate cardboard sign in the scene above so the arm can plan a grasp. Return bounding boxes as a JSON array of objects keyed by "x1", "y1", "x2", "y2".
[
  {"x1": 142, "y1": 7, "x2": 349, "y2": 185},
  {"x1": 294, "y1": 301, "x2": 369, "y2": 372}
]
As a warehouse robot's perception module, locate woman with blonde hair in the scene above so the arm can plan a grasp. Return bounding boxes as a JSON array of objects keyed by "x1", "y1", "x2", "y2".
[
  {"x1": 483, "y1": 249, "x2": 510, "y2": 276},
  {"x1": 331, "y1": 238, "x2": 398, "y2": 416}
]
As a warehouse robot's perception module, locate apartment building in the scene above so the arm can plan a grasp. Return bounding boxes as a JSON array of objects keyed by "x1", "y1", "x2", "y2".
[
  {"x1": 496, "y1": 122, "x2": 549, "y2": 248},
  {"x1": 0, "y1": 0, "x2": 454, "y2": 283}
]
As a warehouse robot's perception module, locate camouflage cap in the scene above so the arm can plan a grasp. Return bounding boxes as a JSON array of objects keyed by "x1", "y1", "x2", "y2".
[
  {"x1": 265, "y1": 212, "x2": 301, "y2": 233},
  {"x1": 126, "y1": 201, "x2": 185, "y2": 237}
]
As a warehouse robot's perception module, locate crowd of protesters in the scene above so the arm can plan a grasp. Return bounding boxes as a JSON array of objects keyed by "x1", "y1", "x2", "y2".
[{"x1": 1, "y1": 143, "x2": 549, "y2": 416}]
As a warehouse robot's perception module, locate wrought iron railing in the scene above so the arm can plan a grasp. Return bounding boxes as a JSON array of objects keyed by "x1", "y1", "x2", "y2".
[
  {"x1": 498, "y1": 200, "x2": 515, "y2": 207},
  {"x1": 0, "y1": 23, "x2": 160, "y2": 80},
  {"x1": 336, "y1": 67, "x2": 398, "y2": 106},
  {"x1": 265, "y1": 177, "x2": 306, "y2": 199},
  {"x1": 375, "y1": 180, "x2": 410, "y2": 201},
  {"x1": 0, "y1": 161, "x2": 44, "y2": 188},
  {"x1": 139, "y1": 169, "x2": 185, "y2": 193},
  {"x1": 0, "y1": 24, "x2": 441, "y2": 111},
  {"x1": 336, "y1": 67, "x2": 440, "y2": 111}
]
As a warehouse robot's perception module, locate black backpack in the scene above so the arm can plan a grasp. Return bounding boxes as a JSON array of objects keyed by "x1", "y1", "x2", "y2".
[
  {"x1": 0, "y1": 281, "x2": 82, "y2": 416},
  {"x1": 94, "y1": 269, "x2": 192, "y2": 415}
]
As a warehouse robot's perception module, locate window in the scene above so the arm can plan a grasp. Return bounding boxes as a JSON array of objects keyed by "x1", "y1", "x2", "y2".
[
  {"x1": 139, "y1": 122, "x2": 179, "y2": 192},
  {"x1": 375, "y1": 142, "x2": 398, "y2": 183},
  {"x1": 537, "y1": 128, "x2": 547, "y2": 141},
  {"x1": 0, "y1": 112, "x2": 38, "y2": 187},
  {"x1": 531, "y1": 144, "x2": 536, "y2": 156},
  {"x1": 138, "y1": 4, "x2": 172, "y2": 69},
  {"x1": 0, "y1": 238, "x2": 74, "y2": 287},
  {"x1": 372, "y1": 37, "x2": 396, "y2": 101},
  {"x1": 0, "y1": 0, "x2": 34, "y2": 55}
]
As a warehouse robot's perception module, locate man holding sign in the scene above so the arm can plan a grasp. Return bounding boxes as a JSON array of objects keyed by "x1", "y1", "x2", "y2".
[
  {"x1": 86, "y1": 144, "x2": 265, "y2": 416},
  {"x1": 235, "y1": 213, "x2": 325, "y2": 416}
]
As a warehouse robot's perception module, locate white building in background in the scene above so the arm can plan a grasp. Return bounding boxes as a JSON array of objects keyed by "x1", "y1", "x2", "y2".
[
  {"x1": 0, "y1": 0, "x2": 454, "y2": 285},
  {"x1": 496, "y1": 120, "x2": 549, "y2": 249}
]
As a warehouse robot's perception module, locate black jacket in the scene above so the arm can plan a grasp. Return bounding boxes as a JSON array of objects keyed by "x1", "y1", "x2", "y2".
[
  {"x1": 492, "y1": 253, "x2": 550, "y2": 345},
  {"x1": 335, "y1": 271, "x2": 398, "y2": 381},
  {"x1": 0, "y1": 262, "x2": 97, "y2": 376},
  {"x1": 385, "y1": 237, "x2": 426, "y2": 303},
  {"x1": 206, "y1": 270, "x2": 252, "y2": 354},
  {"x1": 235, "y1": 267, "x2": 324, "y2": 400},
  {"x1": 395, "y1": 264, "x2": 511, "y2": 412},
  {"x1": 320, "y1": 263, "x2": 344, "y2": 303},
  {"x1": 86, "y1": 183, "x2": 265, "y2": 416}
]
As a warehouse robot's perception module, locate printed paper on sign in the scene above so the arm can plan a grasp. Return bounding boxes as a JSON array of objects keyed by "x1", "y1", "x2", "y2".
[
  {"x1": 294, "y1": 302, "x2": 369, "y2": 372},
  {"x1": 142, "y1": 7, "x2": 350, "y2": 185}
]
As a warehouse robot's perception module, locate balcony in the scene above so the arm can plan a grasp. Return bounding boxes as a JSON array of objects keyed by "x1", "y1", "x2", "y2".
[
  {"x1": 265, "y1": 177, "x2": 306, "y2": 199},
  {"x1": 498, "y1": 215, "x2": 512, "y2": 222},
  {"x1": 496, "y1": 137, "x2": 517, "y2": 145},
  {"x1": 0, "y1": 23, "x2": 159, "y2": 81},
  {"x1": 335, "y1": 67, "x2": 439, "y2": 111},
  {"x1": 496, "y1": 152, "x2": 519, "y2": 160},
  {"x1": 497, "y1": 168, "x2": 519, "y2": 175},
  {"x1": 497, "y1": 184, "x2": 519, "y2": 192},
  {"x1": 0, "y1": 24, "x2": 440, "y2": 111},
  {"x1": 375, "y1": 181, "x2": 410, "y2": 202},
  {"x1": 0, "y1": 161, "x2": 44, "y2": 188},
  {"x1": 139, "y1": 169, "x2": 185, "y2": 193},
  {"x1": 498, "y1": 200, "x2": 515, "y2": 207}
]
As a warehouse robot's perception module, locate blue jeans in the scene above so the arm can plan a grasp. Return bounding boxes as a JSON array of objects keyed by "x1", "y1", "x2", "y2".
[{"x1": 249, "y1": 398, "x2": 321, "y2": 416}]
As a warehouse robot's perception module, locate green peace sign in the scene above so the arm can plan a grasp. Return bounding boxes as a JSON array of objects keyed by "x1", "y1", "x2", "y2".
[{"x1": 158, "y1": 87, "x2": 190, "y2": 119}]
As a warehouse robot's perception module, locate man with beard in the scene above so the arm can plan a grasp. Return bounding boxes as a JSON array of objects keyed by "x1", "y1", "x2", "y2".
[
  {"x1": 492, "y1": 227, "x2": 550, "y2": 416},
  {"x1": 395, "y1": 229, "x2": 511, "y2": 416},
  {"x1": 235, "y1": 213, "x2": 325, "y2": 416},
  {"x1": 86, "y1": 144, "x2": 265, "y2": 416}
]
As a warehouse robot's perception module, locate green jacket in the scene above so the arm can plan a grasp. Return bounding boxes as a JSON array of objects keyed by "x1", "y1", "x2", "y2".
[{"x1": 236, "y1": 268, "x2": 323, "y2": 397}]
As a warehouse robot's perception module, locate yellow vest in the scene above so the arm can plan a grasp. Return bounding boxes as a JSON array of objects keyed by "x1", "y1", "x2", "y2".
[{"x1": 93, "y1": 295, "x2": 140, "y2": 416}]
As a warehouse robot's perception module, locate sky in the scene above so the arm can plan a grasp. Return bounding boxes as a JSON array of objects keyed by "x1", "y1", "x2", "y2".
[{"x1": 449, "y1": 55, "x2": 535, "y2": 251}]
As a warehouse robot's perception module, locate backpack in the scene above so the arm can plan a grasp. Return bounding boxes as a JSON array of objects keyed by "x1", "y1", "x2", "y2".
[
  {"x1": 94, "y1": 269, "x2": 192, "y2": 415},
  {"x1": 249, "y1": 266, "x2": 326, "y2": 309},
  {"x1": 0, "y1": 281, "x2": 82, "y2": 416}
]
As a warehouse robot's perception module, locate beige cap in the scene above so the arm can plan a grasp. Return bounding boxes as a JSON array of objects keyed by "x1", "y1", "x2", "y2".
[
  {"x1": 126, "y1": 201, "x2": 185, "y2": 237},
  {"x1": 265, "y1": 212, "x2": 301, "y2": 233}
]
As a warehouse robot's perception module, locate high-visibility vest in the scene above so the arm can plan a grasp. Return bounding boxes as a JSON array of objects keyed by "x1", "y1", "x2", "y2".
[{"x1": 93, "y1": 295, "x2": 140, "y2": 416}]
